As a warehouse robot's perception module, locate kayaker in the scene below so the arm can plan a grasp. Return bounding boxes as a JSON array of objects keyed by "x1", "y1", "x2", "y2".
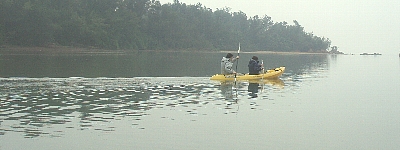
[
  {"x1": 221, "y1": 53, "x2": 239, "y2": 75},
  {"x1": 248, "y1": 56, "x2": 263, "y2": 75}
]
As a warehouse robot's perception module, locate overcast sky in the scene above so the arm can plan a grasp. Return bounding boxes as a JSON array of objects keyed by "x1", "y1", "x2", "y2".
[{"x1": 165, "y1": 0, "x2": 400, "y2": 54}]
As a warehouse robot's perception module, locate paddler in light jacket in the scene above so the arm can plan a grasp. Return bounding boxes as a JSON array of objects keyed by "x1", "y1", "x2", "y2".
[{"x1": 221, "y1": 53, "x2": 239, "y2": 75}]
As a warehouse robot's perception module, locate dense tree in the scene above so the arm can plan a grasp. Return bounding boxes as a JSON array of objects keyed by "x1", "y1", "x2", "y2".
[{"x1": 0, "y1": 0, "x2": 331, "y2": 52}]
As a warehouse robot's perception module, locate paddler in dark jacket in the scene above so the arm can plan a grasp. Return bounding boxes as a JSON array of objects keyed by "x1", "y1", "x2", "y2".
[
  {"x1": 221, "y1": 53, "x2": 239, "y2": 75},
  {"x1": 248, "y1": 56, "x2": 263, "y2": 75}
]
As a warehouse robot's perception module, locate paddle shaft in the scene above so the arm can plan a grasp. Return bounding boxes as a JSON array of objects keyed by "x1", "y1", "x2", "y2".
[
  {"x1": 234, "y1": 43, "x2": 240, "y2": 81},
  {"x1": 235, "y1": 53, "x2": 240, "y2": 73},
  {"x1": 261, "y1": 60, "x2": 264, "y2": 80}
]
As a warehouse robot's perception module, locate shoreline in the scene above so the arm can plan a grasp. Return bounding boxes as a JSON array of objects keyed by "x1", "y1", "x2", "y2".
[
  {"x1": 0, "y1": 45, "x2": 329, "y2": 55},
  {"x1": 220, "y1": 50, "x2": 328, "y2": 55}
]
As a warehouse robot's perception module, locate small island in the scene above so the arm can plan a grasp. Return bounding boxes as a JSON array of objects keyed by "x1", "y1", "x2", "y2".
[
  {"x1": 360, "y1": 53, "x2": 382, "y2": 55},
  {"x1": 328, "y1": 46, "x2": 344, "y2": 54}
]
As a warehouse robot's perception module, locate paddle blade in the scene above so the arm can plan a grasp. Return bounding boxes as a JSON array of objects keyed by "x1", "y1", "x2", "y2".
[{"x1": 237, "y1": 42, "x2": 241, "y2": 53}]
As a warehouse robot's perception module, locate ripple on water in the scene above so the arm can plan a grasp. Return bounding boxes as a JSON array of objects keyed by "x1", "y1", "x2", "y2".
[{"x1": 0, "y1": 77, "x2": 288, "y2": 138}]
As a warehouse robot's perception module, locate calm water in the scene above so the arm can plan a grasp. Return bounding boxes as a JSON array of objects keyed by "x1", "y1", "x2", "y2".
[{"x1": 0, "y1": 50, "x2": 399, "y2": 150}]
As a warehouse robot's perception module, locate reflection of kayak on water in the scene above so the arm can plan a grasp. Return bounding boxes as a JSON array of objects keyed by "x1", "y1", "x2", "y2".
[
  {"x1": 210, "y1": 67, "x2": 285, "y2": 81},
  {"x1": 247, "y1": 78, "x2": 285, "y2": 98},
  {"x1": 215, "y1": 78, "x2": 285, "y2": 99},
  {"x1": 248, "y1": 78, "x2": 285, "y2": 88},
  {"x1": 213, "y1": 78, "x2": 285, "y2": 89},
  {"x1": 217, "y1": 78, "x2": 285, "y2": 99}
]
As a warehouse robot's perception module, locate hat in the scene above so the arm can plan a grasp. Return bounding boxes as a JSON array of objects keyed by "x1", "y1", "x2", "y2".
[
  {"x1": 252, "y1": 56, "x2": 258, "y2": 60},
  {"x1": 226, "y1": 53, "x2": 233, "y2": 58}
]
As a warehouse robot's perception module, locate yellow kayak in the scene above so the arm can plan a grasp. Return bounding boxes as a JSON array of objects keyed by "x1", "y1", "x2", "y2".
[{"x1": 210, "y1": 67, "x2": 285, "y2": 81}]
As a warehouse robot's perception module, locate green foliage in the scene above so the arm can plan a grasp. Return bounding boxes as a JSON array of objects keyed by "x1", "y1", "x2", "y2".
[
  {"x1": 0, "y1": 24, "x2": 4, "y2": 45},
  {"x1": 0, "y1": 0, "x2": 331, "y2": 52}
]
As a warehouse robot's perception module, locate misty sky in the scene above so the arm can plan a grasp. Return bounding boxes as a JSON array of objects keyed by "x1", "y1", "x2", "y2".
[{"x1": 165, "y1": 0, "x2": 400, "y2": 54}]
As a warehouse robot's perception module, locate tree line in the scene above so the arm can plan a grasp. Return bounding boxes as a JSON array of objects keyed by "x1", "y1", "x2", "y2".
[{"x1": 0, "y1": 0, "x2": 332, "y2": 52}]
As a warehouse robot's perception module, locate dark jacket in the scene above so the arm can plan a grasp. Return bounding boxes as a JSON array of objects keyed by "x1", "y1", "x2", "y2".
[{"x1": 248, "y1": 59, "x2": 262, "y2": 75}]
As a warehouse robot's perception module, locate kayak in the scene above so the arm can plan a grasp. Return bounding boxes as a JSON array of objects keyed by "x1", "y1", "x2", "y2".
[{"x1": 210, "y1": 67, "x2": 285, "y2": 81}]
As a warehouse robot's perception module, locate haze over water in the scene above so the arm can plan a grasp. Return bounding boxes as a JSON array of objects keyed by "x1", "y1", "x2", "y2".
[{"x1": 1, "y1": 51, "x2": 399, "y2": 149}]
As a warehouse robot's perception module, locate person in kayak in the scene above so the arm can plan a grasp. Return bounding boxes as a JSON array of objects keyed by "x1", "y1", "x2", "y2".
[
  {"x1": 248, "y1": 56, "x2": 263, "y2": 75},
  {"x1": 221, "y1": 53, "x2": 239, "y2": 75}
]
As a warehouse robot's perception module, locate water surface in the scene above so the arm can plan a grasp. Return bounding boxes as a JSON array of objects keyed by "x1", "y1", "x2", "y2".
[{"x1": 0, "y1": 51, "x2": 399, "y2": 149}]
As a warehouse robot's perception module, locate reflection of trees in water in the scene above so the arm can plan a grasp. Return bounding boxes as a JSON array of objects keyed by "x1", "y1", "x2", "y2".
[
  {"x1": 257, "y1": 54, "x2": 329, "y2": 75},
  {"x1": 267, "y1": 54, "x2": 330, "y2": 87},
  {"x1": 277, "y1": 54, "x2": 329, "y2": 75}
]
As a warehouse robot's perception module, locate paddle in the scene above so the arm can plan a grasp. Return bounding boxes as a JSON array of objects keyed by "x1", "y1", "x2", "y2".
[
  {"x1": 261, "y1": 60, "x2": 264, "y2": 80},
  {"x1": 261, "y1": 60, "x2": 265, "y2": 93},
  {"x1": 234, "y1": 42, "x2": 240, "y2": 100},
  {"x1": 234, "y1": 42, "x2": 240, "y2": 81}
]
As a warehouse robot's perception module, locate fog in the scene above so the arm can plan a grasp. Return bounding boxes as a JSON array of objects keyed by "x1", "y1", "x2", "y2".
[{"x1": 168, "y1": 0, "x2": 400, "y2": 55}]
